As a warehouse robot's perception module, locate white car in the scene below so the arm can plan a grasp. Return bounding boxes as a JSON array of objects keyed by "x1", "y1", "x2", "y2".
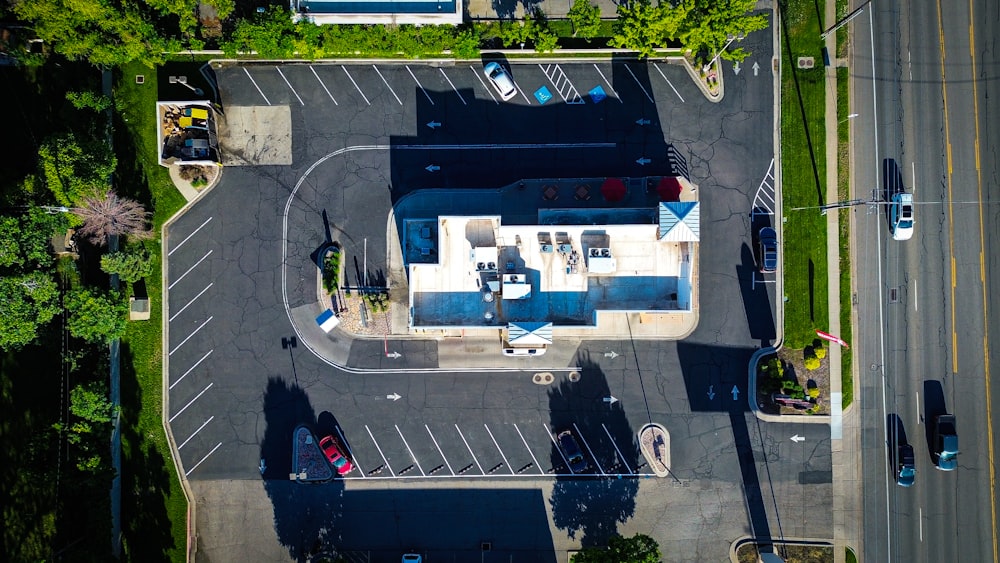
[
  {"x1": 483, "y1": 62, "x2": 517, "y2": 101},
  {"x1": 890, "y1": 192, "x2": 914, "y2": 240}
]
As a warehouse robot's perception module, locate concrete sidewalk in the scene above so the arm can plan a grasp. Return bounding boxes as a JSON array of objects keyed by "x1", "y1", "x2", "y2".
[{"x1": 822, "y1": 0, "x2": 862, "y2": 561}]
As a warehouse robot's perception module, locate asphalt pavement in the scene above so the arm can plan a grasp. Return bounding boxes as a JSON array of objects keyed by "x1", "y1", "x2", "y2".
[{"x1": 156, "y1": 43, "x2": 838, "y2": 561}]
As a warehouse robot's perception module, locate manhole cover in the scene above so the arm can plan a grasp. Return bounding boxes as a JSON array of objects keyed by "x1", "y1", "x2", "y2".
[
  {"x1": 532, "y1": 372, "x2": 555, "y2": 385},
  {"x1": 568, "y1": 371, "x2": 581, "y2": 382}
]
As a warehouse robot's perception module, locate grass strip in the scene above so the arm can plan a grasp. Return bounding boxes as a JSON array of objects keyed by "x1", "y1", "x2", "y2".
[
  {"x1": 836, "y1": 65, "x2": 853, "y2": 408},
  {"x1": 780, "y1": 0, "x2": 829, "y2": 348},
  {"x1": 114, "y1": 61, "x2": 189, "y2": 562}
]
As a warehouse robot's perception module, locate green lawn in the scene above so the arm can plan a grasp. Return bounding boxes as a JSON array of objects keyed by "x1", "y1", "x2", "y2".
[
  {"x1": 113, "y1": 61, "x2": 189, "y2": 562},
  {"x1": 780, "y1": 0, "x2": 828, "y2": 349}
]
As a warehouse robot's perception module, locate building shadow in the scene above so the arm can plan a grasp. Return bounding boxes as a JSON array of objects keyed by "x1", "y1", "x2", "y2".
[
  {"x1": 738, "y1": 242, "x2": 777, "y2": 347},
  {"x1": 547, "y1": 352, "x2": 640, "y2": 547}
]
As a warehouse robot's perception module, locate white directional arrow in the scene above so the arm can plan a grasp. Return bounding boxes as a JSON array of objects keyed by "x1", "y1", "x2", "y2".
[
  {"x1": 707, "y1": 385, "x2": 715, "y2": 400},
  {"x1": 635, "y1": 118, "x2": 651, "y2": 126},
  {"x1": 790, "y1": 434, "x2": 805, "y2": 443},
  {"x1": 636, "y1": 157, "x2": 651, "y2": 166},
  {"x1": 604, "y1": 351, "x2": 620, "y2": 359},
  {"x1": 731, "y1": 385, "x2": 740, "y2": 400},
  {"x1": 425, "y1": 164, "x2": 440, "y2": 172},
  {"x1": 733, "y1": 61, "x2": 742, "y2": 75},
  {"x1": 604, "y1": 395, "x2": 619, "y2": 405},
  {"x1": 427, "y1": 121, "x2": 441, "y2": 129},
  {"x1": 753, "y1": 61, "x2": 760, "y2": 76},
  {"x1": 259, "y1": 458, "x2": 267, "y2": 474},
  {"x1": 386, "y1": 393, "x2": 402, "y2": 401},
  {"x1": 386, "y1": 351, "x2": 402, "y2": 359}
]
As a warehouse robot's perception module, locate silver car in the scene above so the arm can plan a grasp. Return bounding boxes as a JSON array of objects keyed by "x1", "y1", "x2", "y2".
[{"x1": 483, "y1": 62, "x2": 517, "y2": 101}]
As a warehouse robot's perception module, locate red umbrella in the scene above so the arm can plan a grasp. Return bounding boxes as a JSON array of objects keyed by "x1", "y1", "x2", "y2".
[
  {"x1": 601, "y1": 178, "x2": 626, "y2": 202},
  {"x1": 657, "y1": 176, "x2": 682, "y2": 202}
]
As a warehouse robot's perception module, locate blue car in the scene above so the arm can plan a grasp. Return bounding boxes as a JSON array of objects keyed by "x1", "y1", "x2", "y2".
[
  {"x1": 557, "y1": 429, "x2": 589, "y2": 473},
  {"x1": 895, "y1": 443, "x2": 915, "y2": 487}
]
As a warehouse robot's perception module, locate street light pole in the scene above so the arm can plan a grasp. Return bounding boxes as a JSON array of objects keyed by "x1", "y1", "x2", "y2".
[
  {"x1": 703, "y1": 33, "x2": 745, "y2": 74},
  {"x1": 839, "y1": 113, "x2": 859, "y2": 124}
]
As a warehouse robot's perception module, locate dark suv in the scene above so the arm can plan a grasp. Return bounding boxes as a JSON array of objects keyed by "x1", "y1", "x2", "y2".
[
  {"x1": 556, "y1": 429, "x2": 589, "y2": 473},
  {"x1": 933, "y1": 414, "x2": 959, "y2": 471}
]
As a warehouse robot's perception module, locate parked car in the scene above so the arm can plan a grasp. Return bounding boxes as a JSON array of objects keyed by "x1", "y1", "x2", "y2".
[
  {"x1": 893, "y1": 443, "x2": 916, "y2": 487},
  {"x1": 401, "y1": 554, "x2": 422, "y2": 563},
  {"x1": 758, "y1": 227, "x2": 778, "y2": 273},
  {"x1": 319, "y1": 435, "x2": 353, "y2": 476},
  {"x1": 890, "y1": 192, "x2": 914, "y2": 240},
  {"x1": 483, "y1": 62, "x2": 517, "y2": 101},
  {"x1": 556, "y1": 429, "x2": 588, "y2": 473},
  {"x1": 933, "y1": 414, "x2": 958, "y2": 471}
]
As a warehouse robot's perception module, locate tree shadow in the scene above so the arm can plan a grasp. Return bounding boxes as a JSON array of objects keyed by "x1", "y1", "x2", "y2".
[
  {"x1": 547, "y1": 352, "x2": 639, "y2": 547},
  {"x1": 261, "y1": 376, "x2": 345, "y2": 562},
  {"x1": 118, "y1": 342, "x2": 178, "y2": 560}
]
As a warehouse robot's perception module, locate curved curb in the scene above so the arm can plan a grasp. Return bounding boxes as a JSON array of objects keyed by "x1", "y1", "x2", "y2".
[
  {"x1": 637, "y1": 423, "x2": 671, "y2": 477},
  {"x1": 681, "y1": 57, "x2": 725, "y2": 103},
  {"x1": 748, "y1": 346, "x2": 831, "y2": 424},
  {"x1": 729, "y1": 536, "x2": 837, "y2": 563}
]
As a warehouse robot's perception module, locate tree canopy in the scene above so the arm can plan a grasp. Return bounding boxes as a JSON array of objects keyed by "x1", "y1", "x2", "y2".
[
  {"x1": 38, "y1": 132, "x2": 117, "y2": 208},
  {"x1": 0, "y1": 273, "x2": 62, "y2": 350},
  {"x1": 571, "y1": 533, "x2": 662, "y2": 563},
  {"x1": 64, "y1": 287, "x2": 128, "y2": 343},
  {"x1": 612, "y1": 0, "x2": 766, "y2": 60},
  {"x1": 11, "y1": 0, "x2": 233, "y2": 67}
]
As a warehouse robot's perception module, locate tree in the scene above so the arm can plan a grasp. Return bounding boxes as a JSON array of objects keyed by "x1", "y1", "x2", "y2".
[
  {"x1": 568, "y1": 0, "x2": 602, "y2": 40},
  {"x1": 0, "y1": 273, "x2": 62, "y2": 350},
  {"x1": 572, "y1": 533, "x2": 661, "y2": 563},
  {"x1": 54, "y1": 381, "x2": 116, "y2": 472},
  {"x1": 673, "y1": 0, "x2": 767, "y2": 65},
  {"x1": 611, "y1": 0, "x2": 676, "y2": 58},
  {"x1": 221, "y1": 8, "x2": 298, "y2": 58},
  {"x1": 11, "y1": 0, "x2": 233, "y2": 66},
  {"x1": 0, "y1": 207, "x2": 68, "y2": 270},
  {"x1": 38, "y1": 132, "x2": 116, "y2": 207},
  {"x1": 64, "y1": 287, "x2": 128, "y2": 343},
  {"x1": 73, "y1": 191, "x2": 152, "y2": 245},
  {"x1": 100, "y1": 245, "x2": 154, "y2": 283}
]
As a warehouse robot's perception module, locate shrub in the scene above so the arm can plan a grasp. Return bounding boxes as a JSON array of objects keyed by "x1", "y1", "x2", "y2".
[
  {"x1": 804, "y1": 355, "x2": 821, "y2": 370},
  {"x1": 323, "y1": 249, "x2": 340, "y2": 293},
  {"x1": 814, "y1": 345, "x2": 827, "y2": 359},
  {"x1": 761, "y1": 356, "x2": 784, "y2": 378},
  {"x1": 808, "y1": 386, "x2": 820, "y2": 399}
]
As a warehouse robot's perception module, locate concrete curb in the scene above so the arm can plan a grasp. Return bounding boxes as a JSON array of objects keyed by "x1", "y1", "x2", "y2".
[
  {"x1": 748, "y1": 346, "x2": 833, "y2": 425},
  {"x1": 728, "y1": 535, "x2": 838, "y2": 563}
]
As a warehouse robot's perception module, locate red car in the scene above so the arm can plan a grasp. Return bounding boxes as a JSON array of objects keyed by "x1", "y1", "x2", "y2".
[{"x1": 319, "y1": 435, "x2": 353, "y2": 476}]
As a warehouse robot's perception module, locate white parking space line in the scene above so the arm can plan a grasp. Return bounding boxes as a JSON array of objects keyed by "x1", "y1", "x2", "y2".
[
  {"x1": 653, "y1": 64, "x2": 685, "y2": 102},
  {"x1": 309, "y1": 65, "x2": 338, "y2": 105},
  {"x1": 544, "y1": 424, "x2": 574, "y2": 474},
  {"x1": 623, "y1": 64, "x2": 655, "y2": 103},
  {"x1": 572, "y1": 423, "x2": 605, "y2": 474},
  {"x1": 483, "y1": 424, "x2": 515, "y2": 475},
  {"x1": 455, "y1": 424, "x2": 485, "y2": 474},
  {"x1": 243, "y1": 68, "x2": 271, "y2": 106},
  {"x1": 469, "y1": 66, "x2": 498, "y2": 104},
  {"x1": 365, "y1": 425, "x2": 396, "y2": 477},
  {"x1": 341, "y1": 66, "x2": 370, "y2": 105},
  {"x1": 372, "y1": 65, "x2": 403, "y2": 105},
  {"x1": 513, "y1": 424, "x2": 544, "y2": 475},
  {"x1": 602, "y1": 423, "x2": 634, "y2": 474},
  {"x1": 514, "y1": 80, "x2": 532, "y2": 104},
  {"x1": 334, "y1": 426, "x2": 364, "y2": 478},
  {"x1": 169, "y1": 249, "x2": 213, "y2": 290},
  {"x1": 395, "y1": 425, "x2": 425, "y2": 476},
  {"x1": 178, "y1": 416, "x2": 214, "y2": 450},
  {"x1": 170, "y1": 349, "x2": 213, "y2": 390},
  {"x1": 169, "y1": 382, "x2": 213, "y2": 423},
  {"x1": 168, "y1": 316, "x2": 213, "y2": 356},
  {"x1": 438, "y1": 69, "x2": 466, "y2": 105},
  {"x1": 275, "y1": 67, "x2": 304, "y2": 106},
  {"x1": 169, "y1": 282, "x2": 214, "y2": 322},
  {"x1": 425, "y1": 425, "x2": 455, "y2": 475},
  {"x1": 593, "y1": 64, "x2": 623, "y2": 103},
  {"x1": 538, "y1": 63, "x2": 584, "y2": 104},
  {"x1": 406, "y1": 66, "x2": 434, "y2": 105},
  {"x1": 185, "y1": 441, "x2": 222, "y2": 477},
  {"x1": 169, "y1": 217, "x2": 212, "y2": 256}
]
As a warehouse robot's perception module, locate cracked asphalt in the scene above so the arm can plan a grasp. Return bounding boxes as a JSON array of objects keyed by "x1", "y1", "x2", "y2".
[{"x1": 163, "y1": 28, "x2": 832, "y2": 563}]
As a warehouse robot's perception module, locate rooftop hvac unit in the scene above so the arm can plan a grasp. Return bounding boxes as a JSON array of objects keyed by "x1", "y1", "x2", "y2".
[
  {"x1": 590, "y1": 248, "x2": 600, "y2": 257},
  {"x1": 601, "y1": 249, "x2": 611, "y2": 257}
]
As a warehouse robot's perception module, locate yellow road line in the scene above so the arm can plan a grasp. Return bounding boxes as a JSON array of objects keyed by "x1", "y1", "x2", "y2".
[{"x1": 967, "y1": 0, "x2": 998, "y2": 559}]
